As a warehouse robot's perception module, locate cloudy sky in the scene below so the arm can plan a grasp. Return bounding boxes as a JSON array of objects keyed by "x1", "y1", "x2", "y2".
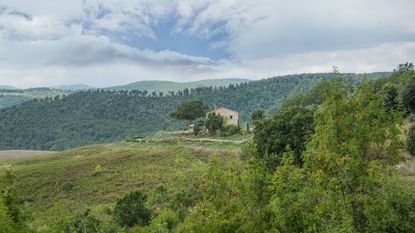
[{"x1": 0, "y1": 0, "x2": 414, "y2": 88}]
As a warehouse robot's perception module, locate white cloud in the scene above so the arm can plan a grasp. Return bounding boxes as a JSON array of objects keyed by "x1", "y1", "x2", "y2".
[{"x1": 0, "y1": 0, "x2": 414, "y2": 87}]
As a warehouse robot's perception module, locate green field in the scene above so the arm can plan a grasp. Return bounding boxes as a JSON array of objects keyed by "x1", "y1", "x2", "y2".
[{"x1": 0, "y1": 140, "x2": 241, "y2": 230}]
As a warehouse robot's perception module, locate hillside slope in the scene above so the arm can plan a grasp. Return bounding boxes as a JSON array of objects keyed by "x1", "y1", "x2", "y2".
[
  {"x1": 0, "y1": 141, "x2": 240, "y2": 230},
  {"x1": 0, "y1": 72, "x2": 390, "y2": 150}
]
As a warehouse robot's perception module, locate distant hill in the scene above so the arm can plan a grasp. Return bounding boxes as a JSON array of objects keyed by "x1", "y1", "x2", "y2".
[
  {"x1": 0, "y1": 85, "x2": 19, "y2": 90},
  {"x1": 0, "y1": 72, "x2": 390, "y2": 150},
  {"x1": 0, "y1": 88, "x2": 73, "y2": 109},
  {"x1": 52, "y1": 84, "x2": 96, "y2": 90},
  {"x1": 107, "y1": 78, "x2": 251, "y2": 92}
]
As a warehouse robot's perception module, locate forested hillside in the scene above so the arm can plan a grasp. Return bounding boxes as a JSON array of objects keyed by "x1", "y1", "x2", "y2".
[
  {"x1": 107, "y1": 78, "x2": 250, "y2": 92},
  {"x1": 0, "y1": 66, "x2": 413, "y2": 233},
  {"x1": 0, "y1": 73, "x2": 389, "y2": 150},
  {"x1": 0, "y1": 88, "x2": 73, "y2": 109}
]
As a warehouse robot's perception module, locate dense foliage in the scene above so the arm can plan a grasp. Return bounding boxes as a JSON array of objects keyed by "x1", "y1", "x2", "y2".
[
  {"x1": 253, "y1": 105, "x2": 314, "y2": 168},
  {"x1": 205, "y1": 112, "x2": 224, "y2": 136},
  {"x1": 0, "y1": 91, "x2": 186, "y2": 150},
  {"x1": 114, "y1": 190, "x2": 152, "y2": 227}
]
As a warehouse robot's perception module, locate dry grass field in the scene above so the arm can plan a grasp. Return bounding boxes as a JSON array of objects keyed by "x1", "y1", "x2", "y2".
[{"x1": 0, "y1": 150, "x2": 55, "y2": 160}]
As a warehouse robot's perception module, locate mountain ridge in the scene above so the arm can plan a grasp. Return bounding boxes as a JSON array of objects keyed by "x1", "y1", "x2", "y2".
[{"x1": 106, "y1": 78, "x2": 251, "y2": 92}]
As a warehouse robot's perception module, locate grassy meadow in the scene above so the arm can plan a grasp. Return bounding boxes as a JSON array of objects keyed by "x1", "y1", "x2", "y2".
[{"x1": 0, "y1": 140, "x2": 241, "y2": 230}]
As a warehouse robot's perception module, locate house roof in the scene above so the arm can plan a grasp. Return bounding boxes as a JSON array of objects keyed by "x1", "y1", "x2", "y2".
[{"x1": 208, "y1": 106, "x2": 239, "y2": 115}]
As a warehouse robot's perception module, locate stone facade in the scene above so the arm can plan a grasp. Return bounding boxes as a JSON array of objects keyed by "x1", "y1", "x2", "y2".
[{"x1": 207, "y1": 106, "x2": 239, "y2": 126}]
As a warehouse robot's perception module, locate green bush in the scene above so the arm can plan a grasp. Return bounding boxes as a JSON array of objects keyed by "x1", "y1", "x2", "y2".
[
  {"x1": 205, "y1": 113, "x2": 224, "y2": 136},
  {"x1": 144, "y1": 209, "x2": 180, "y2": 233},
  {"x1": 114, "y1": 190, "x2": 152, "y2": 227},
  {"x1": 219, "y1": 125, "x2": 239, "y2": 137},
  {"x1": 73, "y1": 209, "x2": 102, "y2": 233}
]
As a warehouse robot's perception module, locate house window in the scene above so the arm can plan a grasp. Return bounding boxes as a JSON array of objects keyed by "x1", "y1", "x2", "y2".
[{"x1": 229, "y1": 115, "x2": 233, "y2": 119}]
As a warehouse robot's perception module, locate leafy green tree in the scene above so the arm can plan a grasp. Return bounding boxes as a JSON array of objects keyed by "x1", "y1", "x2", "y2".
[
  {"x1": 170, "y1": 100, "x2": 208, "y2": 126},
  {"x1": 253, "y1": 106, "x2": 313, "y2": 168},
  {"x1": 250, "y1": 109, "x2": 265, "y2": 124},
  {"x1": 403, "y1": 80, "x2": 415, "y2": 113},
  {"x1": 301, "y1": 80, "x2": 403, "y2": 231},
  {"x1": 394, "y1": 62, "x2": 414, "y2": 74},
  {"x1": 114, "y1": 190, "x2": 152, "y2": 227},
  {"x1": 383, "y1": 83, "x2": 399, "y2": 111},
  {"x1": 205, "y1": 112, "x2": 223, "y2": 136}
]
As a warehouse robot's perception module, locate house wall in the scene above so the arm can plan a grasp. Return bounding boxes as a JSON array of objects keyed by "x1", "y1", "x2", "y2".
[{"x1": 208, "y1": 107, "x2": 239, "y2": 126}]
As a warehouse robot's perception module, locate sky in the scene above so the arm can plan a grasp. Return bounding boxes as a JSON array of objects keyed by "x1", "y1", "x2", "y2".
[{"x1": 0, "y1": 0, "x2": 414, "y2": 88}]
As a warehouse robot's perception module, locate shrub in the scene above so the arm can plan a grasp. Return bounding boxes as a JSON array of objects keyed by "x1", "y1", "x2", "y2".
[
  {"x1": 73, "y1": 209, "x2": 101, "y2": 233},
  {"x1": 114, "y1": 190, "x2": 152, "y2": 227},
  {"x1": 193, "y1": 120, "x2": 204, "y2": 136},
  {"x1": 93, "y1": 164, "x2": 103, "y2": 175},
  {"x1": 220, "y1": 125, "x2": 239, "y2": 137},
  {"x1": 144, "y1": 209, "x2": 180, "y2": 233}
]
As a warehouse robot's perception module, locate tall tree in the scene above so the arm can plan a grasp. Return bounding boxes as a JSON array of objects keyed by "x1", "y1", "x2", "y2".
[{"x1": 170, "y1": 100, "x2": 209, "y2": 125}]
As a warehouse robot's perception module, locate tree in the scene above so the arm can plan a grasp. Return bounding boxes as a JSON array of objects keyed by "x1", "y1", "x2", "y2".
[
  {"x1": 205, "y1": 112, "x2": 223, "y2": 136},
  {"x1": 403, "y1": 80, "x2": 415, "y2": 113},
  {"x1": 253, "y1": 106, "x2": 314, "y2": 168},
  {"x1": 170, "y1": 100, "x2": 209, "y2": 125},
  {"x1": 193, "y1": 120, "x2": 204, "y2": 136},
  {"x1": 251, "y1": 109, "x2": 265, "y2": 124},
  {"x1": 114, "y1": 190, "x2": 152, "y2": 227},
  {"x1": 383, "y1": 83, "x2": 399, "y2": 111},
  {"x1": 394, "y1": 62, "x2": 414, "y2": 74},
  {"x1": 301, "y1": 80, "x2": 403, "y2": 231}
]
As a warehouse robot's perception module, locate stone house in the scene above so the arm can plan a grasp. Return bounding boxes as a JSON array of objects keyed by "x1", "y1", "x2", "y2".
[{"x1": 206, "y1": 106, "x2": 239, "y2": 126}]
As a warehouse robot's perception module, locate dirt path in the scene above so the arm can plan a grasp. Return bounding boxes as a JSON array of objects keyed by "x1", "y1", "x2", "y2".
[
  {"x1": 0, "y1": 150, "x2": 55, "y2": 160},
  {"x1": 183, "y1": 138, "x2": 246, "y2": 144}
]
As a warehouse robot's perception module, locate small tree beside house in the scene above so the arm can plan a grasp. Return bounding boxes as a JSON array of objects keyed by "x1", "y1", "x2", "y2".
[
  {"x1": 170, "y1": 100, "x2": 208, "y2": 135},
  {"x1": 205, "y1": 112, "x2": 224, "y2": 136}
]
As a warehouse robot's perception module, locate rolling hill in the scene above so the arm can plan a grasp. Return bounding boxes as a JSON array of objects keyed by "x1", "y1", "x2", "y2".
[
  {"x1": 0, "y1": 140, "x2": 240, "y2": 230},
  {"x1": 0, "y1": 85, "x2": 19, "y2": 89},
  {"x1": 107, "y1": 78, "x2": 251, "y2": 92},
  {"x1": 52, "y1": 84, "x2": 96, "y2": 90},
  {"x1": 0, "y1": 88, "x2": 73, "y2": 109},
  {"x1": 0, "y1": 79, "x2": 248, "y2": 109},
  {"x1": 0, "y1": 72, "x2": 390, "y2": 150}
]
